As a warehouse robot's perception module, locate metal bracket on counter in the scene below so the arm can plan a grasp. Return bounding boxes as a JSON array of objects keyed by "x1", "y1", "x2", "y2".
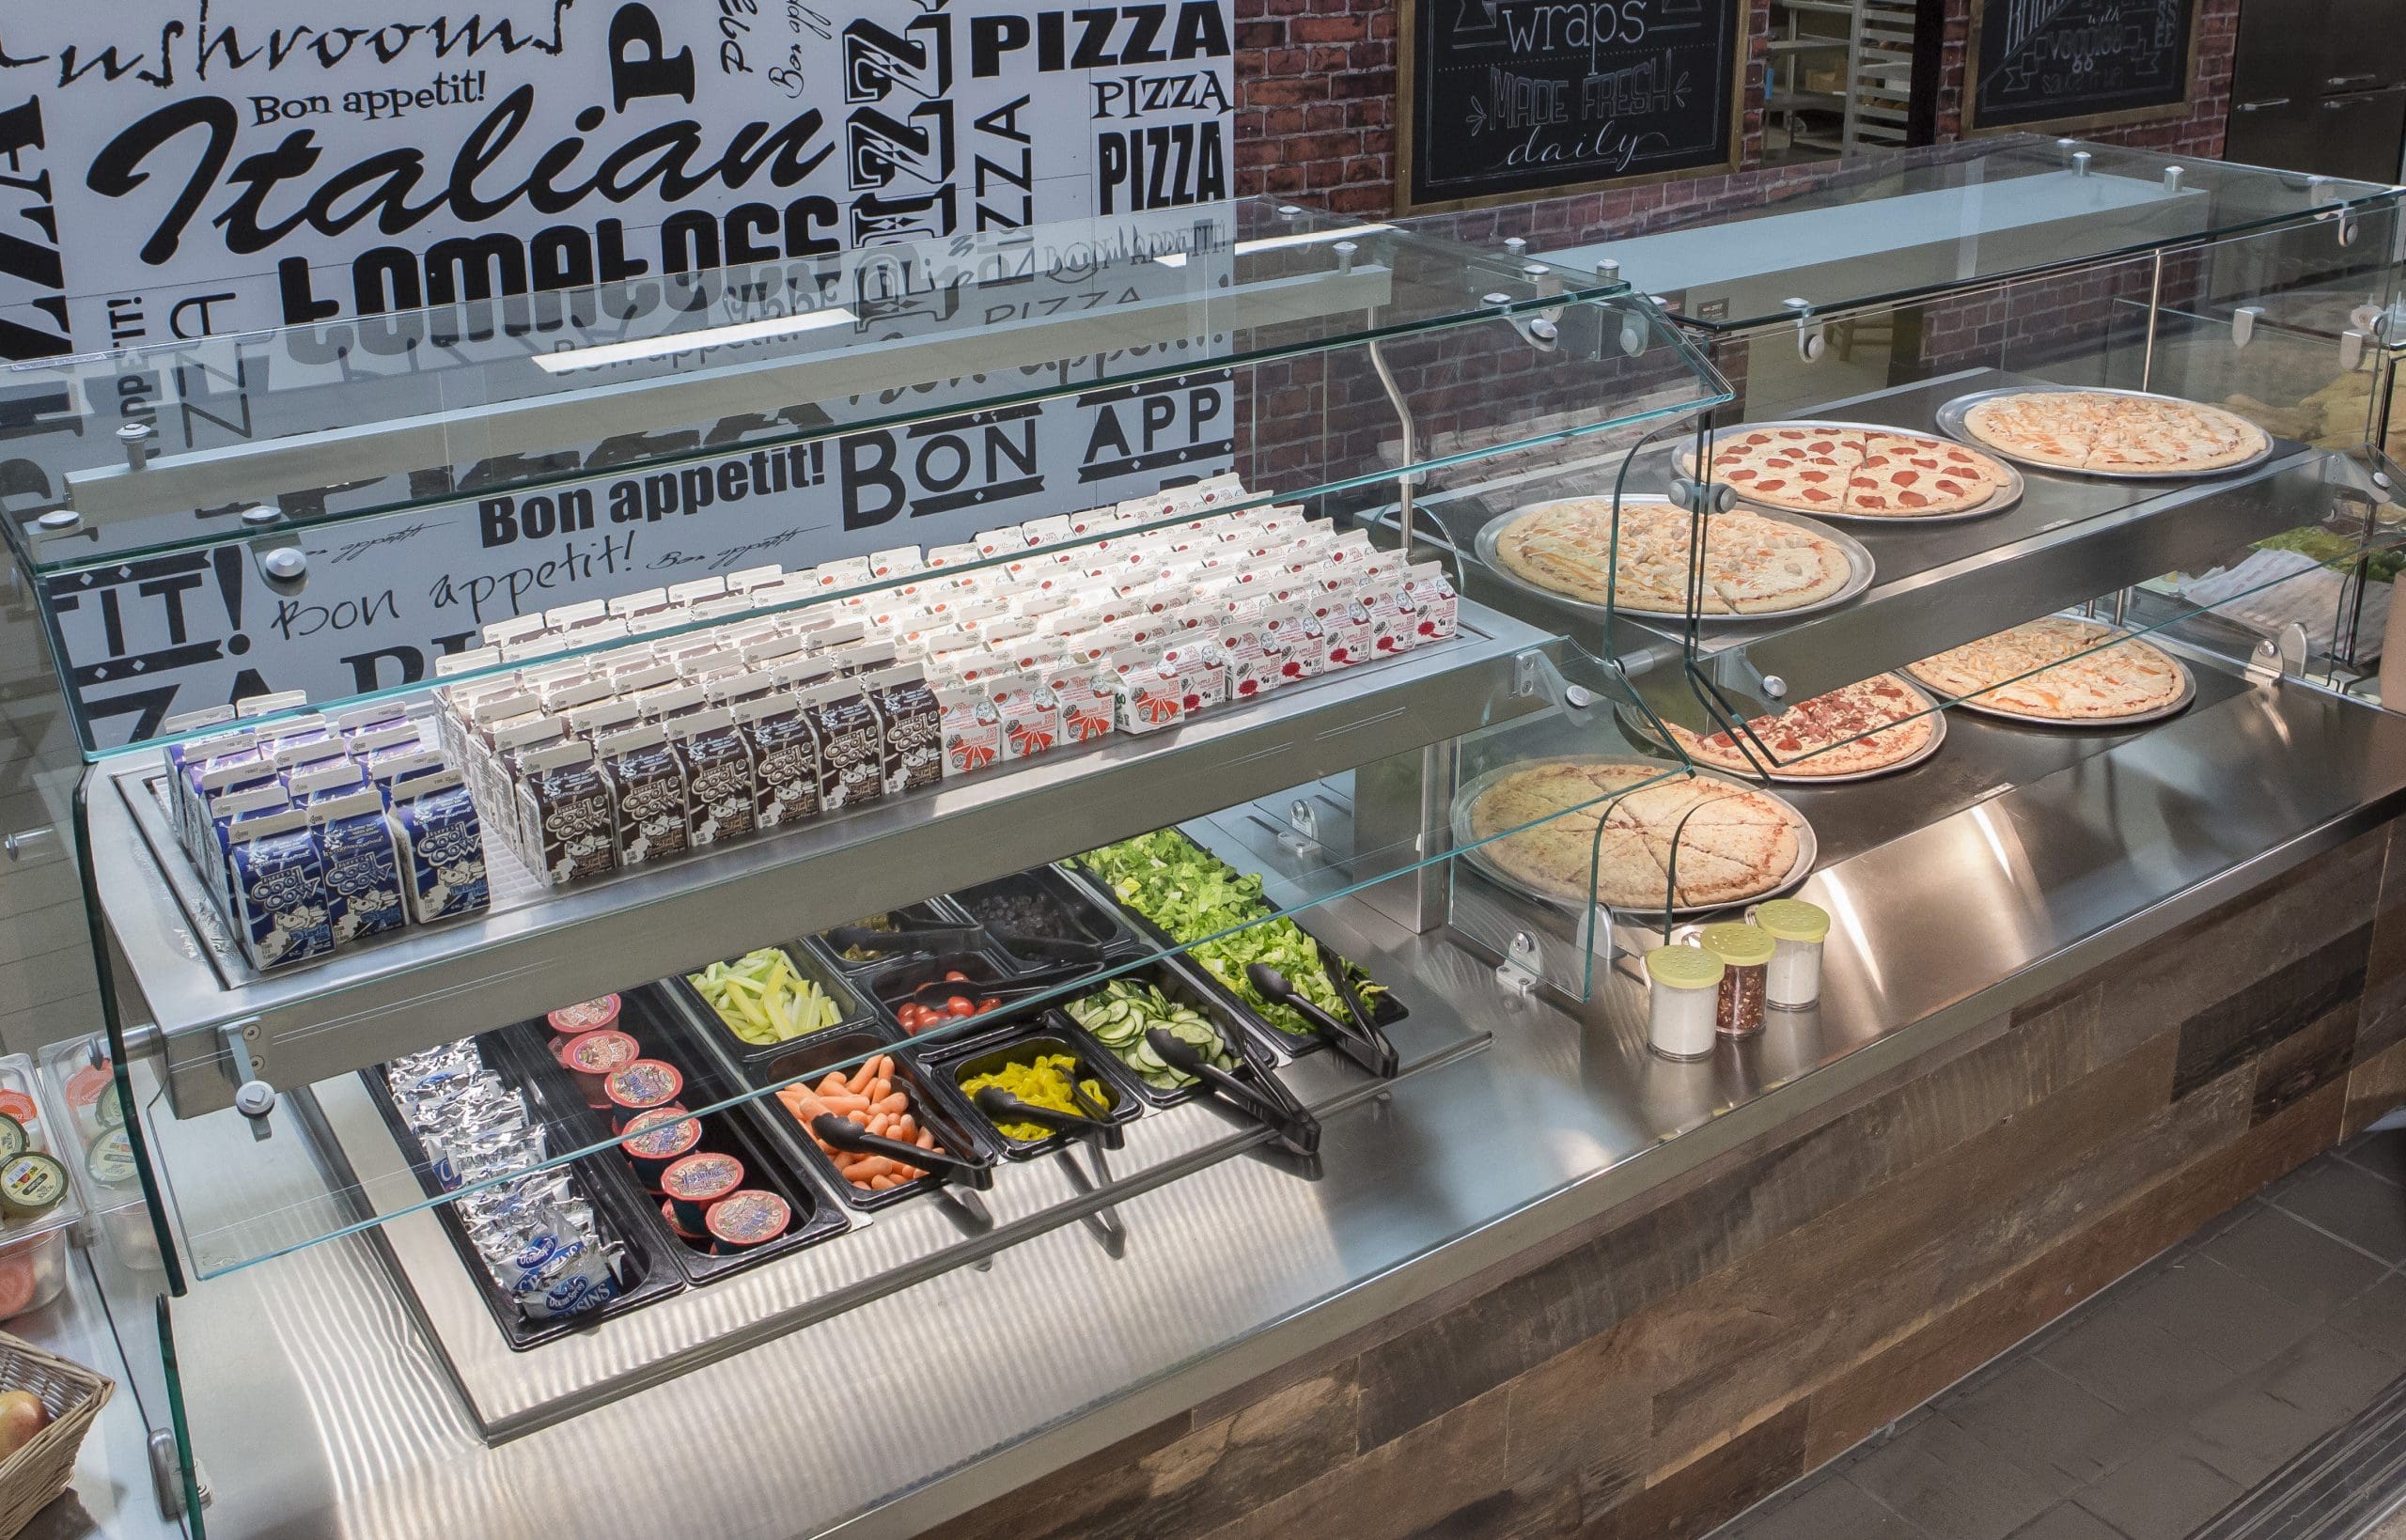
[
  {"x1": 1785, "y1": 298, "x2": 1827, "y2": 364},
  {"x1": 2231, "y1": 306, "x2": 2264, "y2": 350},
  {"x1": 1511, "y1": 649, "x2": 1598, "y2": 722},
  {"x1": 1494, "y1": 932, "x2": 1543, "y2": 996},
  {"x1": 1276, "y1": 798, "x2": 1325, "y2": 864},
  {"x1": 2245, "y1": 622, "x2": 2310, "y2": 686},
  {"x1": 148, "y1": 1428, "x2": 210, "y2": 1521}
]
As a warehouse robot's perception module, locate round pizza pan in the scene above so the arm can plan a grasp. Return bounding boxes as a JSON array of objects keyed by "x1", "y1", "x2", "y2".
[
  {"x1": 1931, "y1": 385, "x2": 2276, "y2": 481},
  {"x1": 1473, "y1": 496, "x2": 1876, "y2": 627},
  {"x1": 1449, "y1": 756, "x2": 1818, "y2": 919},
  {"x1": 1614, "y1": 677, "x2": 1949, "y2": 785},
  {"x1": 1678, "y1": 421, "x2": 2024, "y2": 524},
  {"x1": 1901, "y1": 621, "x2": 2197, "y2": 728}
]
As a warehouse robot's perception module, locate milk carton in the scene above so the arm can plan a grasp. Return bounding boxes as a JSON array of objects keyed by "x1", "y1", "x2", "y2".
[
  {"x1": 1110, "y1": 648, "x2": 1185, "y2": 734},
  {"x1": 515, "y1": 742, "x2": 617, "y2": 887},
  {"x1": 390, "y1": 770, "x2": 492, "y2": 921},
  {"x1": 669, "y1": 708, "x2": 758, "y2": 845},
  {"x1": 1404, "y1": 563, "x2": 1461, "y2": 642},
  {"x1": 937, "y1": 685, "x2": 1003, "y2": 777},
  {"x1": 861, "y1": 666, "x2": 944, "y2": 794},
  {"x1": 311, "y1": 790, "x2": 406, "y2": 943},
  {"x1": 227, "y1": 808, "x2": 336, "y2": 970},
  {"x1": 730, "y1": 693, "x2": 817, "y2": 828},
  {"x1": 596, "y1": 725, "x2": 691, "y2": 868}
]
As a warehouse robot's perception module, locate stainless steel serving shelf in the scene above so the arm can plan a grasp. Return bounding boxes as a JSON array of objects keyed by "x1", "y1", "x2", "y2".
[
  {"x1": 1429, "y1": 366, "x2": 2368, "y2": 706},
  {"x1": 90, "y1": 600, "x2": 1555, "y2": 1118}
]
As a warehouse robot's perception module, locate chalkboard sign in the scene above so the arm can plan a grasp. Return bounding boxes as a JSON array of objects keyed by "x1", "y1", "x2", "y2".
[
  {"x1": 1398, "y1": 0, "x2": 1748, "y2": 212},
  {"x1": 1967, "y1": 0, "x2": 2199, "y2": 132}
]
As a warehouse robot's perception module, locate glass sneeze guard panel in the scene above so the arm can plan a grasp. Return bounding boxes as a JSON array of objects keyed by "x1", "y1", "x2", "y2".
[
  {"x1": 8, "y1": 197, "x2": 1652, "y2": 571},
  {"x1": 112, "y1": 703, "x2": 1694, "y2": 1281},
  {"x1": 1420, "y1": 133, "x2": 2404, "y2": 335}
]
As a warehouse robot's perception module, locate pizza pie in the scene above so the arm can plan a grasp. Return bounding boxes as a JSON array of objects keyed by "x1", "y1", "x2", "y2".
[
  {"x1": 1904, "y1": 616, "x2": 2190, "y2": 723},
  {"x1": 1706, "y1": 427, "x2": 2011, "y2": 518},
  {"x1": 1466, "y1": 760, "x2": 1809, "y2": 910},
  {"x1": 1960, "y1": 390, "x2": 2270, "y2": 475},
  {"x1": 1491, "y1": 498, "x2": 1854, "y2": 615},
  {"x1": 1666, "y1": 674, "x2": 1939, "y2": 779}
]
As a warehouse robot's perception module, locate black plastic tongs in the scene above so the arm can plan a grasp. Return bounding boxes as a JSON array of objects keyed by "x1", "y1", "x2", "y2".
[
  {"x1": 972, "y1": 1062, "x2": 1125, "y2": 1151},
  {"x1": 809, "y1": 1112, "x2": 997, "y2": 1190},
  {"x1": 1144, "y1": 1028, "x2": 1321, "y2": 1156},
  {"x1": 1245, "y1": 961, "x2": 1398, "y2": 1079}
]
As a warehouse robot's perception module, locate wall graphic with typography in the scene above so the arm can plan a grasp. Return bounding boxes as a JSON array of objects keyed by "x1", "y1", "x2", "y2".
[
  {"x1": 0, "y1": 1, "x2": 1236, "y2": 744},
  {"x1": 1968, "y1": 0, "x2": 2197, "y2": 131},
  {"x1": 1400, "y1": 0, "x2": 1746, "y2": 212}
]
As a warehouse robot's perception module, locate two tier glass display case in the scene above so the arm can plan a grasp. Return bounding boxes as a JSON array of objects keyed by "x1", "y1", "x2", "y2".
[{"x1": 5, "y1": 145, "x2": 2405, "y2": 1538}]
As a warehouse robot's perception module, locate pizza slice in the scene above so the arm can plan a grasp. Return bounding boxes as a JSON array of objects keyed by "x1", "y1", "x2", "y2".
[
  {"x1": 1708, "y1": 428, "x2": 1871, "y2": 514},
  {"x1": 1963, "y1": 394, "x2": 2103, "y2": 471}
]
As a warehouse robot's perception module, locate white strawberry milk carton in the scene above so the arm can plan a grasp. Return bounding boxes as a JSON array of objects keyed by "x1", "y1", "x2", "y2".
[
  {"x1": 1045, "y1": 667, "x2": 1117, "y2": 745},
  {"x1": 1215, "y1": 615, "x2": 1283, "y2": 701},
  {"x1": 1313, "y1": 589, "x2": 1372, "y2": 668},
  {"x1": 991, "y1": 670, "x2": 1062, "y2": 760},
  {"x1": 1358, "y1": 576, "x2": 1414, "y2": 657},
  {"x1": 926, "y1": 541, "x2": 981, "y2": 569},
  {"x1": 1261, "y1": 603, "x2": 1327, "y2": 681},
  {"x1": 1404, "y1": 563, "x2": 1461, "y2": 642},
  {"x1": 1110, "y1": 647, "x2": 1185, "y2": 734},
  {"x1": 1159, "y1": 636, "x2": 1227, "y2": 714},
  {"x1": 935, "y1": 685, "x2": 1003, "y2": 778},
  {"x1": 1020, "y1": 514, "x2": 1075, "y2": 549}
]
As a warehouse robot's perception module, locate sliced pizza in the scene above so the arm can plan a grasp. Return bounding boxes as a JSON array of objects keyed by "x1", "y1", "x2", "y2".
[
  {"x1": 1961, "y1": 391, "x2": 2270, "y2": 475},
  {"x1": 1492, "y1": 499, "x2": 1854, "y2": 616},
  {"x1": 1668, "y1": 673, "x2": 1939, "y2": 779},
  {"x1": 1905, "y1": 616, "x2": 2190, "y2": 723},
  {"x1": 1467, "y1": 760, "x2": 1811, "y2": 910}
]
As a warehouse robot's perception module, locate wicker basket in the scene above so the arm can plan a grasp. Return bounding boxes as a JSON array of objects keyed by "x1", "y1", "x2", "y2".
[{"x1": 0, "y1": 1332, "x2": 112, "y2": 1540}]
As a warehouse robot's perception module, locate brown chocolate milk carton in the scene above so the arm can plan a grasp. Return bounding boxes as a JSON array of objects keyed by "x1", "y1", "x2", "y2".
[
  {"x1": 515, "y1": 740, "x2": 619, "y2": 886},
  {"x1": 668, "y1": 707, "x2": 758, "y2": 845},
  {"x1": 799, "y1": 677, "x2": 883, "y2": 811},
  {"x1": 734, "y1": 692, "x2": 822, "y2": 829},
  {"x1": 860, "y1": 665, "x2": 942, "y2": 794},
  {"x1": 596, "y1": 724, "x2": 690, "y2": 869}
]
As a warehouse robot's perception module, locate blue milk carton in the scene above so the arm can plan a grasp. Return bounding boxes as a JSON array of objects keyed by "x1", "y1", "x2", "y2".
[
  {"x1": 389, "y1": 770, "x2": 492, "y2": 924},
  {"x1": 311, "y1": 789, "x2": 407, "y2": 943},
  {"x1": 226, "y1": 807, "x2": 336, "y2": 971}
]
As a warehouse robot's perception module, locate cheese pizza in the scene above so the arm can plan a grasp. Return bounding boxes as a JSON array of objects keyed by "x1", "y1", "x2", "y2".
[
  {"x1": 1491, "y1": 498, "x2": 1855, "y2": 615},
  {"x1": 1960, "y1": 390, "x2": 2269, "y2": 475},
  {"x1": 1467, "y1": 760, "x2": 1810, "y2": 910},
  {"x1": 1666, "y1": 674, "x2": 1939, "y2": 779},
  {"x1": 1706, "y1": 426, "x2": 2011, "y2": 518},
  {"x1": 1904, "y1": 616, "x2": 2190, "y2": 723}
]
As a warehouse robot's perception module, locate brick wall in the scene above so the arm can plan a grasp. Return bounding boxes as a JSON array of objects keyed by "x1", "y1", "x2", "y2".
[{"x1": 1236, "y1": 0, "x2": 2244, "y2": 218}]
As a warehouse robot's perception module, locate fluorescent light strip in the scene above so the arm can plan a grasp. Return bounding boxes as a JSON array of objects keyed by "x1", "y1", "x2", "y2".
[
  {"x1": 1145, "y1": 224, "x2": 1398, "y2": 270},
  {"x1": 533, "y1": 306, "x2": 860, "y2": 374},
  {"x1": 1235, "y1": 223, "x2": 1395, "y2": 256}
]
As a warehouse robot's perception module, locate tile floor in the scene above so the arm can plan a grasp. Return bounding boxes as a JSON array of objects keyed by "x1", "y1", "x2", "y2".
[{"x1": 1709, "y1": 1127, "x2": 2406, "y2": 1540}]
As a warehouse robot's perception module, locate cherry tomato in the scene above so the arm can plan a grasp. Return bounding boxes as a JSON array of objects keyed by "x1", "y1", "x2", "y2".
[
  {"x1": 945, "y1": 996, "x2": 976, "y2": 1017},
  {"x1": 975, "y1": 1000, "x2": 999, "y2": 1014},
  {"x1": 944, "y1": 971, "x2": 969, "y2": 982}
]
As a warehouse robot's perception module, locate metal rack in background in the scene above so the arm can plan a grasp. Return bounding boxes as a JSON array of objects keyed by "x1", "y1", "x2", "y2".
[{"x1": 1766, "y1": 0, "x2": 1919, "y2": 163}]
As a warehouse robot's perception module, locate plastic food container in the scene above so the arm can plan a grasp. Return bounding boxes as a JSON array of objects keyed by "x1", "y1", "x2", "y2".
[
  {"x1": 950, "y1": 867, "x2": 1139, "y2": 973},
  {"x1": 810, "y1": 901, "x2": 972, "y2": 972},
  {"x1": 1747, "y1": 899, "x2": 1831, "y2": 1009},
  {"x1": 757, "y1": 1030, "x2": 992, "y2": 1212},
  {"x1": 561, "y1": 1030, "x2": 639, "y2": 1108},
  {"x1": 922, "y1": 1031, "x2": 1143, "y2": 1159},
  {"x1": 1643, "y1": 945, "x2": 1724, "y2": 1061},
  {"x1": 37, "y1": 1039, "x2": 156, "y2": 1275},
  {"x1": 0, "y1": 1053, "x2": 88, "y2": 1320},
  {"x1": 660, "y1": 1151, "x2": 744, "y2": 1233},
  {"x1": 676, "y1": 943, "x2": 876, "y2": 1062},
  {"x1": 1696, "y1": 923, "x2": 1774, "y2": 1039},
  {"x1": 602, "y1": 1059, "x2": 683, "y2": 1130},
  {"x1": 617, "y1": 1106, "x2": 702, "y2": 1190}
]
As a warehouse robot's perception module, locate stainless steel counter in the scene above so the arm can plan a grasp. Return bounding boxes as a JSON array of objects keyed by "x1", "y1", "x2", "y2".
[{"x1": 136, "y1": 660, "x2": 2406, "y2": 1540}]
